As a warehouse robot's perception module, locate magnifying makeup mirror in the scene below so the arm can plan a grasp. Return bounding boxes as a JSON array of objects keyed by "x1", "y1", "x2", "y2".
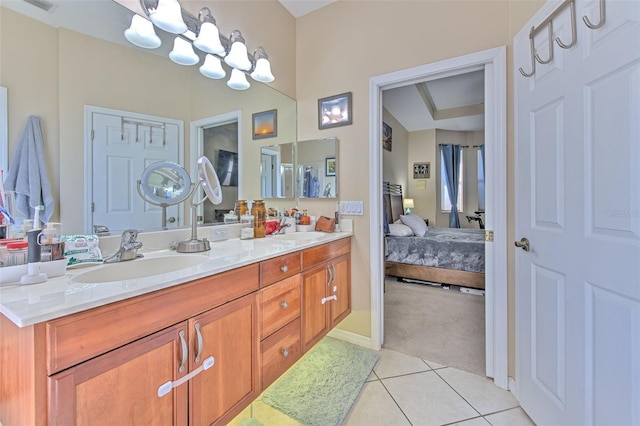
[
  {"x1": 177, "y1": 156, "x2": 223, "y2": 253},
  {"x1": 137, "y1": 161, "x2": 193, "y2": 229}
]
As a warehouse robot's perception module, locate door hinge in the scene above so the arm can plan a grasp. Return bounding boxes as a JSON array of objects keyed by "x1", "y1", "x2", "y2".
[
  {"x1": 91, "y1": 129, "x2": 94, "y2": 141},
  {"x1": 92, "y1": 202, "x2": 95, "y2": 213},
  {"x1": 485, "y1": 230, "x2": 494, "y2": 242}
]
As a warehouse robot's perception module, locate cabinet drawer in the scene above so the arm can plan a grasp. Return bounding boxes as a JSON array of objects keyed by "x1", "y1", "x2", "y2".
[
  {"x1": 260, "y1": 252, "x2": 301, "y2": 287},
  {"x1": 261, "y1": 317, "x2": 301, "y2": 390},
  {"x1": 261, "y1": 274, "x2": 301, "y2": 338},
  {"x1": 301, "y1": 237, "x2": 350, "y2": 270},
  {"x1": 46, "y1": 264, "x2": 259, "y2": 375}
]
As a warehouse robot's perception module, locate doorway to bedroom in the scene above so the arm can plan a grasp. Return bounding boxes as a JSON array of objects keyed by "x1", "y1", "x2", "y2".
[
  {"x1": 370, "y1": 47, "x2": 508, "y2": 387},
  {"x1": 381, "y1": 70, "x2": 487, "y2": 377}
]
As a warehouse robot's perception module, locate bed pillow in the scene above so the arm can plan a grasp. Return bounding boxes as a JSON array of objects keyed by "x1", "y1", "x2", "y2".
[
  {"x1": 400, "y1": 214, "x2": 428, "y2": 237},
  {"x1": 388, "y1": 223, "x2": 414, "y2": 237}
]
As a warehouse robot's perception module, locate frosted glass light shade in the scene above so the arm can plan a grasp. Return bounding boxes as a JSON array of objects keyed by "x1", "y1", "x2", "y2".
[
  {"x1": 193, "y1": 22, "x2": 225, "y2": 55},
  {"x1": 250, "y1": 57, "x2": 274, "y2": 82},
  {"x1": 200, "y1": 55, "x2": 226, "y2": 79},
  {"x1": 227, "y1": 69, "x2": 250, "y2": 90},
  {"x1": 124, "y1": 15, "x2": 161, "y2": 49},
  {"x1": 169, "y1": 37, "x2": 199, "y2": 66},
  {"x1": 224, "y1": 41, "x2": 251, "y2": 71},
  {"x1": 149, "y1": 0, "x2": 187, "y2": 34}
]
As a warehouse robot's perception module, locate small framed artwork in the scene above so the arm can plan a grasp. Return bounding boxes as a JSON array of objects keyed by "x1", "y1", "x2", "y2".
[
  {"x1": 318, "y1": 92, "x2": 352, "y2": 129},
  {"x1": 252, "y1": 109, "x2": 277, "y2": 139},
  {"x1": 382, "y1": 121, "x2": 392, "y2": 151},
  {"x1": 413, "y1": 162, "x2": 430, "y2": 179},
  {"x1": 325, "y1": 157, "x2": 336, "y2": 176}
]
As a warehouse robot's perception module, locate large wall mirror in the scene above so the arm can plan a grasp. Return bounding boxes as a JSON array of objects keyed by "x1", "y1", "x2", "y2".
[{"x1": 0, "y1": 1, "x2": 296, "y2": 234}]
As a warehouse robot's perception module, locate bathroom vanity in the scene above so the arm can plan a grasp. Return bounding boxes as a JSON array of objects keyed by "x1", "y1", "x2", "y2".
[{"x1": 0, "y1": 233, "x2": 351, "y2": 425}]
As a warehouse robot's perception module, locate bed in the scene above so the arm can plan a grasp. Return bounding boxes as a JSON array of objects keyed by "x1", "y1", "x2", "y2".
[{"x1": 383, "y1": 182, "x2": 485, "y2": 290}]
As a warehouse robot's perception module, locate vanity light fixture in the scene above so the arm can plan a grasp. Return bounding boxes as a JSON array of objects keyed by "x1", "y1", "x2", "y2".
[
  {"x1": 227, "y1": 68, "x2": 250, "y2": 90},
  {"x1": 200, "y1": 54, "x2": 226, "y2": 79},
  {"x1": 192, "y1": 8, "x2": 225, "y2": 55},
  {"x1": 169, "y1": 37, "x2": 199, "y2": 66},
  {"x1": 147, "y1": 0, "x2": 187, "y2": 34},
  {"x1": 224, "y1": 30, "x2": 252, "y2": 71},
  {"x1": 131, "y1": 0, "x2": 275, "y2": 90},
  {"x1": 124, "y1": 14, "x2": 161, "y2": 49},
  {"x1": 250, "y1": 47, "x2": 275, "y2": 83}
]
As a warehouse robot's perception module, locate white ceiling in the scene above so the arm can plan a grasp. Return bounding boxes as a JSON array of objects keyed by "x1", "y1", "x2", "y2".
[{"x1": 4, "y1": 0, "x2": 484, "y2": 132}]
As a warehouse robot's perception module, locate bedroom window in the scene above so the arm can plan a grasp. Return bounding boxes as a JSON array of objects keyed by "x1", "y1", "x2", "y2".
[{"x1": 441, "y1": 152, "x2": 463, "y2": 212}]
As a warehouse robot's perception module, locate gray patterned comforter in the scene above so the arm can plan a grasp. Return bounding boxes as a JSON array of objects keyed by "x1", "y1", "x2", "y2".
[{"x1": 385, "y1": 227, "x2": 485, "y2": 273}]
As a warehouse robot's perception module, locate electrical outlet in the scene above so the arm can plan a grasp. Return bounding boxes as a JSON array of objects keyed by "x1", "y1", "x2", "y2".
[{"x1": 210, "y1": 227, "x2": 229, "y2": 242}]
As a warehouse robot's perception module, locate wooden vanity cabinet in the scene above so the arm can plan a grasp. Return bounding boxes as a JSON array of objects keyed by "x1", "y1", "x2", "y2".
[{"x1": 301, "y1": 238, "x2": 351, "y2": 353}]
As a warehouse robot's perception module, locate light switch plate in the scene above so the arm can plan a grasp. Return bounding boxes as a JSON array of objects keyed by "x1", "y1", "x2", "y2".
[
  {"x1": 210, "y1": 227, "x2": 229, "y2": 242},
  {"x1": 339, "y1": 201, "x2": 364, "y2": 216}
]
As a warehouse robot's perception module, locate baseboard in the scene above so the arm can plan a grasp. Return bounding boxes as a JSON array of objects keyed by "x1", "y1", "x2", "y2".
[
  {"x1": 508, "y1": 376, "x2": 519, "y2": 400},
  {"x1": 327, "y1": 328, "x2": 373, "y2": 350}
]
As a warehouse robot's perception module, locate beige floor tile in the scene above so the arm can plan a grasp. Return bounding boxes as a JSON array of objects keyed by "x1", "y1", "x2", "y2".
[
  {"x1": 250, "y1": 400, "x2": 303, "y2": 426},
  {"x1": 453, "y1": 417, "x2": 492, "y2": 425},
  {"x1": 424, "y1": 359, "x2": 447, "y2": 369},
  {"x1": 374, "y1": 348, "x2": 431, "y2": 379},
  {"x1": 484, "y1": 407, "x2": 535, "y2": 426},
  {"x1": 382, "y1": 371, "x2": 479, "y2": 425},
  {"x1": 366, "y1": 371, "x2": 378, "y2": 382},
  {"x1": 227, "y1": 403, "x2": 254, "y2": 425},
  {"x1": 435, "y1": 368, "x2": 519, "y2": 415},
  {"x1": 343, "y1": 381, "x2": 411, "y2": 426}
]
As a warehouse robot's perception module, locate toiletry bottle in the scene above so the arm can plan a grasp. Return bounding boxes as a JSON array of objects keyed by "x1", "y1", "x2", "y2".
[
  {"x1": 300, "y1": 210, "x2": 311, "y2": 225},
  {"x1": 234, "y1": 200, "x2": 248, "y2": 218},
  {"x1": 251, "y1": 200, "x2": 266, "y2": 238}
]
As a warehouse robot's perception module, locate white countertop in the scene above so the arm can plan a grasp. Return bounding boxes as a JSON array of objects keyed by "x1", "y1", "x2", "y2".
[{"x1": 0, "y1": 231, "x2": 352, "y2": 328}]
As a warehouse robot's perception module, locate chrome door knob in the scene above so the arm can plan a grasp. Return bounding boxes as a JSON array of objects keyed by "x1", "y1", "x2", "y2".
[{"x1": 515, "y1": 237, "x2": 530, "y2": 252}]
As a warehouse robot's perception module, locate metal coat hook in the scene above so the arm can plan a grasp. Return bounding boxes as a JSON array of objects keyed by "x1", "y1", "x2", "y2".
[
  {"x1": 583, "y1": 0, "x2": 606, "y2": 29},
  {"x1": 535, "y1": 23, "x2": 554, "y2": 64},
  {"x1": 519, "y1": 27, "x2": 537, "y2": 77},
  {"x1": 556, "y1": 0, "x2": 577, "y2": 48}
]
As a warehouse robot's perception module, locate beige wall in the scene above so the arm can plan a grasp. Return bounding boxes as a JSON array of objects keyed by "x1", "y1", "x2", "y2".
[
  {"x1": 295, "y1": 0, "x2": 545, "y2": 377},
  {"x1": 382, "y1": 108, "x2": 409, "y2": 192},
  {"x1": 408, "y1": 129, "x2": 437, "y2": 223}
]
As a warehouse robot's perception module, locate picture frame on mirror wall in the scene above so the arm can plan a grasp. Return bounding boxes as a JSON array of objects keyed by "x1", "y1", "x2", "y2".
[
  {"x1": 325, "y1": 157, "x2": 336, "y2": 176},
  {"x1": 382, "y1": 121, "x2": 392, "y2": 151},
  {"x1": 318, "y1": 92, "x2": 352, "y2": 129},
  {"x1": 252, "y1": 109, "x2": 277, "y2": 139}
]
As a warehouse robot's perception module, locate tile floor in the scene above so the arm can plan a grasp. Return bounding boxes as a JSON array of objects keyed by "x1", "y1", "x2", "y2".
[{"x1": 231, "y1": 347, "x2": 535, "y2": 426}]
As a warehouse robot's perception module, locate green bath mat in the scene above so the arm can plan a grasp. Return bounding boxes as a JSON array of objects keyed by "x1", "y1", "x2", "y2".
[{"x1": 262, "y1": 337, "x2": 379, "y2": 426}]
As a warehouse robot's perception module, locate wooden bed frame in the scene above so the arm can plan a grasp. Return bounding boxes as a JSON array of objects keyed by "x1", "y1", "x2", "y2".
[{"x1": 383, "y1": 182, "x2": 485, "y2": 290}]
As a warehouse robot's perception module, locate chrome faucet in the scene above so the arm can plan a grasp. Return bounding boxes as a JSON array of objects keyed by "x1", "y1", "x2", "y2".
[{"x1": 104, "y1": 229, "x2": 143, "y2": 263}]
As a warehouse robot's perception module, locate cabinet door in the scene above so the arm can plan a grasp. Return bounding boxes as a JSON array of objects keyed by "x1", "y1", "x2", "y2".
[
  {"x1": 301, "y1": 264, "x2": 330, "y2": 352},
  {"x1": 330, "y1": 253, "x2": 351, "y2": 327},
  {"x1": 188, "y1": 293, "x2": 259, "y2": 426},
  {"x1": 49, "y1": 323, "x2": 188, "y2": 426}
]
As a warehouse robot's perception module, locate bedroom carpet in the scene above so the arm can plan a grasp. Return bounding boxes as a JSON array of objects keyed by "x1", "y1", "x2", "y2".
[{"x1": 383, "y1": 278, "x2": 486, "y2": 377}]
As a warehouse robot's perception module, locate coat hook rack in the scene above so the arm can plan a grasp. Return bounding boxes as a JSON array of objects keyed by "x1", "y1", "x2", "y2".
[{"x1": 519, "y1": 0, "x2": 606, "y2": 78}]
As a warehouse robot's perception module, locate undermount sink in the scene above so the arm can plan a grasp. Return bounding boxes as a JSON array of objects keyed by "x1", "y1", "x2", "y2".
[
  {"x1": 271, "y1": 231, "x2": 327, "y2": 241},
  {"x1": 71, "y1": 254, "x2": 210, "y2": 284}
]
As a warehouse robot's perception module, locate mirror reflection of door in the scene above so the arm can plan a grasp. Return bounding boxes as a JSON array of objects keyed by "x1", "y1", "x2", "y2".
[
  {"x1": 261, "y1": 146, "x2": 278, "y2": 198},
  {"x1": 90, "y1": 108, "x2": 182, "y2": 233},
  {"x1": 202, "y1": 122, "x2": 238, "y2": 223}
]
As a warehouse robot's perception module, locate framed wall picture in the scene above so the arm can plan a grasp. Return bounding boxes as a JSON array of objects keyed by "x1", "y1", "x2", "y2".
[
  {"x1": 413, "y1": 162, "x2": 430, "y2": 179},
  {"x1": 382, "y1": 121, "x2": 392, "y2": 151},
  {"x1": 252, "y1": 109, "x2": 277, "y2": 139},
  {"x1": 325, "y1": 157, "x2": 336, "y2": 176},
  {"x1": 318, "y1": 92, "x2": 352, "y2": 129}
]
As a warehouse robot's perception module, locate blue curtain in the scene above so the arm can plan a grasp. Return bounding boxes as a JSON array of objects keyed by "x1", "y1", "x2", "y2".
[{"x1": 441, "y1": 144, "x2": 462, "y2": 228}]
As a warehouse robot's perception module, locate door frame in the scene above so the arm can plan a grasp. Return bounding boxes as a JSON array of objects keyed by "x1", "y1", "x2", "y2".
[{"x1": 368, "y1": 46, "x2": 508, "y2": 389}]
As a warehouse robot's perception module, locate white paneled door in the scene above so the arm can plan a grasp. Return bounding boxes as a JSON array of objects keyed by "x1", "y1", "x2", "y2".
[
  {"x1": 515, "y1": 0, "x2": 640, "y2": 425},
  {"x1": 91, "y1": 110, "x2": 181, "y2": 232}
]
